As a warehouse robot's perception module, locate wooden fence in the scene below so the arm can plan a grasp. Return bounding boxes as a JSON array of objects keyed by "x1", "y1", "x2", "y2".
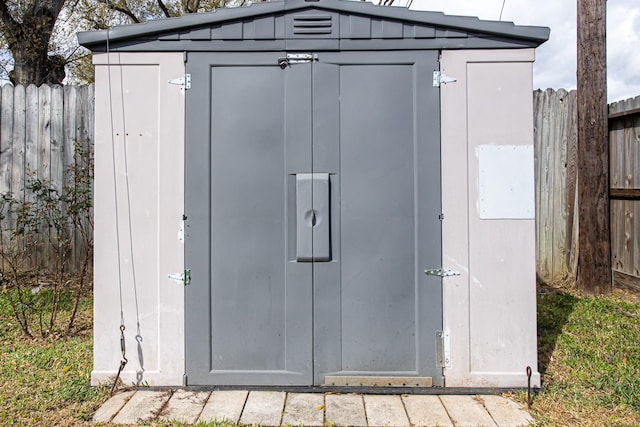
[
  {"x1": 0, "y1": 84, "x2": 94, "y2": 272},
  {"x1": 610, "y1": 96, "x2": 640, "y2": 290},
  {"x1": 535, "y1": 89, "x2": 640, "y2": 289},
  {"x1": 0, "y1": 84, "x2": 637, "y2": 286},
  {"x1": 534, "y1": 89, "x2": 578, "y2": 282}
]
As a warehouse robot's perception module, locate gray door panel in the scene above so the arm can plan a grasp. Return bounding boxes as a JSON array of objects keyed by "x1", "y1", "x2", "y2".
[
  {"x1": 185, "y1": 53, "x2": 313, "y2": 385},
  {"x1": 186, "y1": 50, "x2": 442, "y2": 386},
  {"x1": 312, "y1": 52, "x2": 443, "y2": 385}
]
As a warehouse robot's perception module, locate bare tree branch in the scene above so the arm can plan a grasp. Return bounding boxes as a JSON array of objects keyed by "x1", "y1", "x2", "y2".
[
  {"x1": 97, "y1": 0, "x2": 141, "y2": 23},
  {"x1": 0, "y1": 0, "x2": 20, "y2": 37},
  {"x1": 65, "y1": 0, "x2": 84, "y2": 20},
  {"x1": 157, "y1": 0, "x2": 172, "y2": 18},
  {"x1": 0, "y1": 60, "x2": 12, "y2": 76},
  {"x1": 184, "y1": 0, "x2": 201, "y2": 14},
  {"x1": 67, "y1": 52, "x2": 92, "y2": 63}
]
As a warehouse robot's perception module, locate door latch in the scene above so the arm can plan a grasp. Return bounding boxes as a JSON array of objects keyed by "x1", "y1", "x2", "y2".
[
  {"x1": 278, "y1": 53, "x2": 319, "y2": 69},
  {"x1": 425, "y1": 268, "x2": 461, "y2": 277}
]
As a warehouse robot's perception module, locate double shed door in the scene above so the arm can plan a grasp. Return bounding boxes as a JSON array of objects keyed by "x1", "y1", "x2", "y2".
[{"x1": 185, "y1": 50, "x2": 443, "y2": 386}]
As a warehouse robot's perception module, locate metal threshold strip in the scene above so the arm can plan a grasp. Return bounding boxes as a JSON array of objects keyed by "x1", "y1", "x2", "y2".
[
  {"x1": 127, "y1": 385, "x2": 542, "y2": 395},
  {"x1": 324, "y1": 376, "x2": 433, "y2": 387}
]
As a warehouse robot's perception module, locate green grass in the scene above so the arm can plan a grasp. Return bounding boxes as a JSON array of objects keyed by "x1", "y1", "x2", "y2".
[
  {"x1": 0, "y1": 288, "x2": 108, "y2": 426},
  {"x1": 1, "y1": 281, "x2": 640, "y2": 426},
  {"x1": 528, "y1": 283, "x2": 640, "y2": 426}
]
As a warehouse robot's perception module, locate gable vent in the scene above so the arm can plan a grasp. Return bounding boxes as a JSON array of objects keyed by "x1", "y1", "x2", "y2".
[{"x1": 293, "y1": 14, "x2": 333, "y2": 35}]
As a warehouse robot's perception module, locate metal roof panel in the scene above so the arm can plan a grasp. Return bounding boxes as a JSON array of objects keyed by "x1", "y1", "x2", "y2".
[{"x1": 78, "y1": 0, "x2": 549, "y2": 51}]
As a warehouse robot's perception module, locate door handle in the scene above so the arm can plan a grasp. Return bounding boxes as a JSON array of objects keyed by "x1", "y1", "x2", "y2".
[{"x1": 296, "y1": 173, "x2": 330, "y2": 262}]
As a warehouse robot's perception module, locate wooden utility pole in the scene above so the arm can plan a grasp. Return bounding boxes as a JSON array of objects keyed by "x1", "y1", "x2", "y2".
[{"x1": 576, "y1": 0, "x2": 611, "y2": 294}]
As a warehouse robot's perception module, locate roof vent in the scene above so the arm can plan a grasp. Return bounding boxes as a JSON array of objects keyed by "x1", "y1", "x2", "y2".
[{"x1": 293, "y1": 14, "x2": 332, "y2": 35}]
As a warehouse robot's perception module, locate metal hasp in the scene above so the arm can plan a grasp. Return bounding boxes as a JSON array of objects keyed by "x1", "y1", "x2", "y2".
[
  {"x1": 278, "y1": 53, "x2": 319, "y2": 68},
  {"x1": 425, "y1": 268, "x2": 460, "y2": 277},
  {"x1": 296, "y1": 173, "x2": 330, "y2": 262},
  {"x1": 432, "y1": 71, "x2": 457, "y2": 87},
  {"x1": 168, "y1": 74, "x2": 191, "y2": 90},
  {"x1": 435, "y1": 330, "x2": 451, "y2": 368},
  {"x1": 168, "y1": 270, "x2": 191, "y2": 285}
]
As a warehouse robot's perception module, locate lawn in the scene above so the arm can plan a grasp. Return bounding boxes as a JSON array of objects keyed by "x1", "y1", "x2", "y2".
[
  {"x1": 0, "y1": 281, "x2": 639, "y2": 426},
  {"x1": 525, "y1": 282, "x2": 640, "y2": 426},
  {"x1": 0, "y1": 289, "x2": 108, "y2": 426}
]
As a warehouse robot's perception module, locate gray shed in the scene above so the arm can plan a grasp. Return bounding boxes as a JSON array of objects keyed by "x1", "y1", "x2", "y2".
[{"x1": 79, "y1": 0, "x2": 549, "y2": 388}]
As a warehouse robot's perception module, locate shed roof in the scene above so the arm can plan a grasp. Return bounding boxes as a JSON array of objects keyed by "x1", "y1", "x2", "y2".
[{"x1": 78, "y1": 0, "x2": 549, "y2": 52}]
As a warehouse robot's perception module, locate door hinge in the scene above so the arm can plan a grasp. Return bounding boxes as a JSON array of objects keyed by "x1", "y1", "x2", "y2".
[
  {"x1": 178, "y1": 218, "x2": 185, "y2": 243},
  {"x1": 168, "y1": 74, "x2": 191, "y2": 91},
  {"x1": 436, "y1": 330, "x2": 452, "y2": 368},
  {"x1": 278, "y1": 53, "x2": 319, "y2": 69},
  {"x1": 425, "y1": 268, "x2": 461, "y2": 277},
  {"x1": 433, "y1": 71, "x2": 457, "y2": 87},
  {"x1": 168, "y1": 269, "x2": 191, "y2": 285}
]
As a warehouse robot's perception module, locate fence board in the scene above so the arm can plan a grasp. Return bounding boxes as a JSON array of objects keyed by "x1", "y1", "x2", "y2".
[
  {"x1": 50, "y1": 86, "x2": 64, "y2": 194},
  {"x1": 71, "y1": 85, "x2": 94, "y2": 271},
  {"x1": 77, "y1": 85, "x2": 94, "y2": 152},
  {"x1": 81, "y1": 85, "x2": 95, "y2": 273},
  {"x1": 636, "y1": 199, "x2": 640, "y2": 278},
  {"x1": 63, "y1": 85, "x2": 78, "y2": 170},
  {"x1": 0, "y1": 86, "x2": 12, "y2": 197},
  {"x1": 25, "y1": 85, "x2": 39, "y2": 181},
  {"x1": 24, "y1": 85, "x2": 40, "y2": 267},
  {"x1": 38, "y1": 85, "x2": 52, "y2": 183},
  {"x1": 564, "y1": 91, "x2": 579, "y2": 279},
  {"x1": 0, "y1": 86, "x2": 14, "y2": 251},
  {"x1": 11, "y1": 86, "x2": 26, "y2": 202}
]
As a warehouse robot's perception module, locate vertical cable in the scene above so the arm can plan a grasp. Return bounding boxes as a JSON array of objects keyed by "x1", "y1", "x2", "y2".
[
  {"x1": 116, "y1": 48, "x2": 143, "y2": 382},
  {"x1": 105, "y1": 26, "x2": 130, "y2": 395},
  {"x1": 499, "y1": 0, "x2": 507, "y2": 21},
  {"x1": 105, "y1": 29, "x2": 126, "y2": 328}
]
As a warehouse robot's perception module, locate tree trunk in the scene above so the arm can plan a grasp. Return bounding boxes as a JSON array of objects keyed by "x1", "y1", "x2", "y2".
[
  {"x1": 10, "y1": 45, "x2": 65, "y2": 86},
  {"x1": 1, "y1": 1, "x2": 67, "y2": 86}
]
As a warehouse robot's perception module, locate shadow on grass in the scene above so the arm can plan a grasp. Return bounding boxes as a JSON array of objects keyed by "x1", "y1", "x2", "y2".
[{"x1": 536, "y1": 283, "x2": 578, "y2": 376}]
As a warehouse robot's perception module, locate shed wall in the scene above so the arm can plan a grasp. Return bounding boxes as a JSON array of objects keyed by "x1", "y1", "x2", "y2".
[
  {"x1": 440, "y1": 49, "x2": 540, "y2": 387},
  {"x1": 90, "y1": 48, "x2": 540, "y2": 388},
  {"x1": 91, "y1": 52, "x2": 185, "y2": 386}
]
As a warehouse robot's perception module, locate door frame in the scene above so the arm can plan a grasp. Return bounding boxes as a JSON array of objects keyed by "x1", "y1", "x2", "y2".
[{"x1": 184, "y1": 50, "x2": 444, "y2": 387}]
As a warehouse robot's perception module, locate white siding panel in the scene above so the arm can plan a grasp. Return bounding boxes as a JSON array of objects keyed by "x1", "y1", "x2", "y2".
[
  {"x1": 440, "y1": 49, "x2": 540, "y2": 388},
  {"x1": 92, "y1": 53, "x2": 185, "y2": 386}
]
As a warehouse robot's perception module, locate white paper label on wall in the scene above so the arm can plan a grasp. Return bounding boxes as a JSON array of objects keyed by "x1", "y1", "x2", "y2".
[{"x1": 478, "y1": 145, "x2": 534, "y2": 219}]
